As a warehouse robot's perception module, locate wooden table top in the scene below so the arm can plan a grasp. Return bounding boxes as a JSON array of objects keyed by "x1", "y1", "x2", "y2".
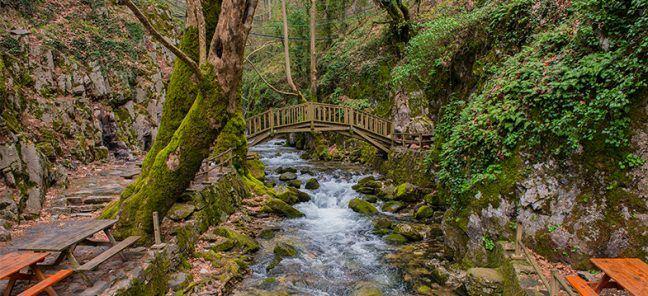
[
  {"x1": 0, "y1": 251, "x2": 49, "y2": 280},
  {"x1": 18, "y1": 219, "x2": 117, "y2": 252},
  {"x1": 591, "y1": 258, "x2": 648, "y2": 296}
]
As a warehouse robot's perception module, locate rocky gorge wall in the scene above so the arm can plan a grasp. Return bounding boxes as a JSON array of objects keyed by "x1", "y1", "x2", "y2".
[{"x1": 0, "y1": 0, "x2": 178, "y2": 230}]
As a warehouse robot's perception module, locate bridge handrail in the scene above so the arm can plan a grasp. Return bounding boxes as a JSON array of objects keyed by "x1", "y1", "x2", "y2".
[{"x1": 245, "y1": 102, "x2": 434, "y2": 151}]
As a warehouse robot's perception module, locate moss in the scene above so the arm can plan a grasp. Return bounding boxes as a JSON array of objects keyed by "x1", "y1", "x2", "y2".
[
  {"x1": 384, "y1": 233, "x2": 407, "y2": 245},
  {"x1": 242, "y1": 173, "x2": 274, "y2": 197},
  {"x1": 213, "y1": 226, "x2": 260, "y2": 253},
  {"x1": 116, "y1": 250, "x2": 172, "y2": 296},
  {"x1": 348, "y1": 198, "x2": 377, "y2": 214},
  {"x1": 246, "y1": 158, "x2": 265, "y2": 180},
  {"x1": 262, "y1": 197, "x2": 305, "y2": 218},
  {"x1": 212, "y1": 111, "x2": 248, "y2": 173},
  {"x1": 193, "y1": 174, "x2": 247, "y2": 232}
]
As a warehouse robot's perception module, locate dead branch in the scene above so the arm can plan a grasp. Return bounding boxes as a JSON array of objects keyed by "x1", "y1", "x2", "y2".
[
  {"x1": 188, "y1": 0, "x2": 207, "y2": 66},
  {"x1": 120, "y1": 0, "x2": 202, "y2": 79},
  {"x1": 245, "y1": 57, "x2": 300, "y2": 97}
]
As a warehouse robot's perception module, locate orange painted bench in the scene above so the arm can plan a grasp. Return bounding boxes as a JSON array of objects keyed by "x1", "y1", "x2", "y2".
[
  {"x1": 17, "y1": 269, "x2": 73, "y2": 296},
  {"x1": 566, "y1": 275, "x2": 598, "y2": 296}
]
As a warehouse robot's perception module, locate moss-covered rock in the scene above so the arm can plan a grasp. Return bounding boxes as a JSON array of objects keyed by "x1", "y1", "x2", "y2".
[
  {"x1": 287, "y1": 179, "x2": 302, "y2": 188},
  {"x1": 414, "y1": 205, "x2": 434, "y2": 220},
  {"x1": 352, "y1": 176, "x2": 381, "y2": 194},
  {"x1": 259, "y1": 227, "x2": 280, "y2": 240},
  {"x1": 166, "y1": 203, "x2": 196, "y2": 221},
  {"x1": 211, "y1": 238, "x2": 237, "y2": 252},
  {"x1": 246, "y1": 159, "x2": 266, "y2": 181},
  {"x1": 279, "y1": 172, "x2": 297, "y2": 181},
  {"x1": 305, "y1": 178, "x2": 320, "y2": 190},
  {"x1": 275, "y1": 186, "x2": 310, "y2": 205},
  {"x1": 212, "y1": 226, "x2": 260, "y2": 253},
  {"x1": 276, "y1": 167, "x2": 297, "y2": 174},
  {"x1": 363, "y1": 195, "x2": 378, "y2": 203},
  {"x1": 381, "y1": 201, "x2": 405, "y2": 213},
  {"x1": 262, "y1": 198, "x2": 305, "y2": 218},
  {"x1": 465, "y1": 268, "x2": 504, "y2": 296},
  {"x1": 348, "y1": 198, "x2": 377, "y2": 215},
  {"x1": 394, "y1": 223, "x2": 427, "y2": 242},
  {"x1": 394, "y1": 182, "x2": 423, "y2": 202},
  {"x1": 384, "y1": 233, "x2": 408, "y2": 245},
  {"x1": 267, "y1": 242, "x2": 298, "y2": 271}
]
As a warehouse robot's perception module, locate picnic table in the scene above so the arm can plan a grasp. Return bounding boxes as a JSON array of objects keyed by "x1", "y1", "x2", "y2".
[
  {"x1": 566, "y1": 258, "x2": 648, "y2": 296},
  {"x1": 17, "y1": 219, "x2": 139, "y2": 285},
  {"x1": 0, "y1": 251, "x2": 72, "y2": 296}
]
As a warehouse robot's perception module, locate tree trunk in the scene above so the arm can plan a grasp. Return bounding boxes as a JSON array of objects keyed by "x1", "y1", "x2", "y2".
[
  {"x1": 108, "y1": 0, "x2": 258, "y2": 240},
  {"x1": 281, "y1": 0, "x2": 298, "y2": 92},
  {"x1": 309, "y1": 0, "x2": 317, "y2": 99}
]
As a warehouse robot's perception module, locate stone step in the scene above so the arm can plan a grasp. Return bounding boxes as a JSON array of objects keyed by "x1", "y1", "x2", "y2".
[{"x1": 68, "y1": 204, "x2": 105, "y2": 213}]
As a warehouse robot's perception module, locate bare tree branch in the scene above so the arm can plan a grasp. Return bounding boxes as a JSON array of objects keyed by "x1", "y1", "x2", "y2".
[
  {"x1": 120, "y1": 0, "x2": 202, "y2": 79},
  {"x1": 245, "y1": 40, "x2": 277, "y2": 60},
  {"x1": 188, "y1": 0, "x2": 207, "y2": 66},
  {"x1": 245, "y1": 57, "x2": 299, "y2": 97}
]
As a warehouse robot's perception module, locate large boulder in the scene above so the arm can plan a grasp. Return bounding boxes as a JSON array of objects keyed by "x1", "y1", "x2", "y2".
[
  {"x1": 352, "y1": 176, "x2": 381, "y2": 195},
  {"x1": 394, "y1": 183, "x2": 424, "y2": 202},
  {"x1": 263, "y1": 198, "x2": 305, "y2": 218},
  {"x1": 276, "y1": 167, "x2": 297, "y2": 174},
  {"x1": 247, "y1": 159, "x2": 266, "y2": 180},
  {"x1": 465, "y1": 268, "x2": 504, "y2": 296},
  {"x1": 384, "y1": 233, "x2": 408, "y2": 245},
  {"x1": 287, "y1": 179, "x2": 302, "y2": 188},
  {"x1": 348, "y1": 198, "x2": 377, "y2": 215},
  {"x1": 414, "y1": 205, "x2": 434, "y2": 220}
]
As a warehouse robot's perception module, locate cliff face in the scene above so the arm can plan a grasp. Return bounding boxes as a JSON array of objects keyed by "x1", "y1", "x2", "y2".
[{"x1": 0, "y1": 0, "x2": 179, "y2": 227}]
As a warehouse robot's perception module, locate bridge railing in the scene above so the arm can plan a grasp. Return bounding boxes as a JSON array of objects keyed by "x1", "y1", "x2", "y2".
[{"x1": 246, "y1": 102, "x2": 394, "y2": 140}]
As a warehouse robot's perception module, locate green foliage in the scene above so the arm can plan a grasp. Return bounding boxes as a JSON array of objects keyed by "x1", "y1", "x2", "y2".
[
  {"x1": 125, "y1": 22, "x2": 145, "y2": 43},
  {"x1": 422, "y1": 0, "x2": 647, "y2": 208},
  {"x1": 482, "y1": 236, "x2": 495, "y2": 251},
  {"x1": 618, "y1": 153, "x2": 645, "y2": 169},
  {"x1": 0, "y1": 36, "x2": 22, "y2": 56}
]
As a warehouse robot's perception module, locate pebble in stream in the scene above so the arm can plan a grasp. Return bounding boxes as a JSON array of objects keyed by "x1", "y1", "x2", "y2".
[{"x1": 235, "y1": 139, "x2": 410, "y2": 295}]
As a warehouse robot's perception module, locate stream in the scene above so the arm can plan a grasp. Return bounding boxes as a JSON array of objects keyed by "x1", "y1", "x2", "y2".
[{"x1": 236, "y1": 139, "x2": 409, "y2": 295}]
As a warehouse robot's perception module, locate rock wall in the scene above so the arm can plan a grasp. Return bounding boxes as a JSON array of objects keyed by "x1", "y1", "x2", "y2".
[{"x1": 0, "y1": 1, "x2": 178, "y2": 225}]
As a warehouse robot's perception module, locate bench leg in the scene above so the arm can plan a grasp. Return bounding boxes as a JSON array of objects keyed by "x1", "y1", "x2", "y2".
[
  {"x1": 2, "y1": 278, "x2": 16, "y2": 296},
  {"x1": 66, "y1": 249, "x2": 92, "y2": 286},
  {"x1": 594, "y1": 274, "x2": 610, "y2": 293},
  {"x1": 32, "y1": 267, "x2": 58, "y2": 296},
  {"x1": 104, "y1": 229, "x2": 127, "y2": 261}
]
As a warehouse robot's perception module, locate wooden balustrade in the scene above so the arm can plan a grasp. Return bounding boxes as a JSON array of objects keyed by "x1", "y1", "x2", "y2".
[{"x1": 245, "y1": 102, "x2": 432, "y2": 152}]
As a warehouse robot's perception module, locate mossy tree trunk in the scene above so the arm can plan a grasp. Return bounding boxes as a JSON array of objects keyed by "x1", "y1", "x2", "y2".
[
  {"x1": 373, "y1": 0, "x2": 411, "y2": 50},
  {"x1": 106, "y1": 0, "x2": 258, "y2": 240}
]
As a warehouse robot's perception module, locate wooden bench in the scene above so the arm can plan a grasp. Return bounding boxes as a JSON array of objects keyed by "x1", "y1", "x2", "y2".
[
  {"x1": 17, "y1": 269, "x2": 73, "y2": 296},
  {"x1": 566, "y1": 275, "x2": 598, "y2": 296},
  {"x1": 77, "y1": 236, "x2": 139, "y2": 271}
]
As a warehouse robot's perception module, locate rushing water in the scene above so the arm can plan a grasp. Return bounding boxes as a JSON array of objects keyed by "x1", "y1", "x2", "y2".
[{"x1": 236, "y1": 139, "x2": 408, "y2": 295}]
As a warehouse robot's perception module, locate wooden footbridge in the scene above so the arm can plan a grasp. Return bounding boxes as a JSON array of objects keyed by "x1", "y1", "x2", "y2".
[{"x1": 245, "y1": 102, "x2": 432, "y2": 152}]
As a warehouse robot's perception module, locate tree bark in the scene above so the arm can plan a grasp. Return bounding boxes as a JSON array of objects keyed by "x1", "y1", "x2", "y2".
[
  {"x1": 309, "y1": 0, "x2": 317, "y2": 99},
  {"x1": 281, "y1": 0, "x2": 298, "y2": 92},
  {"x1": 373, "y1": 0, "x2": 411, "y2": 44},
  {"x1": 108, "y1": 0, "x2": 258, "y2": 240}
]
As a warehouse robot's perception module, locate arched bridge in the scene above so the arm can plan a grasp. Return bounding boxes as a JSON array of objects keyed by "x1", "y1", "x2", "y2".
[{"x1": 245, "y1": 102, "x2": 432, "y2": 153}]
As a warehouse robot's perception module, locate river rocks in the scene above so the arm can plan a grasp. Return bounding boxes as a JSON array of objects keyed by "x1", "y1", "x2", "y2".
[
  {"x1": 381, "y1": 201, "x2": 405, "y2": 213},
  {"x1": 363, "y1": 195, "x2": 377, "y2": 203},
  {"x1": 267, "y1": 242, "x2": 298, "y2": 271},
  {"x1": 262, "y1": 198, "x2": 305, "y2": 218},
  {"x1": 305, "y1": 178, "x2": 320, "y2": 190},
  {"x1": 465, "y1": 268, "x2": 504, "y2": 296},
  {"x1": 350, "y1": 281, "x2": 383, "y2": 296},
  {"x1": 377, "y1": 184, "x2": 396, "y2": 200},
  {"x1": 275, "y1": 186, "x2": 310, "y2": 205},
  {"x1": 259, "y1": 227, "x2": 281, "y2": 240},
  {"x1": 414, "y1": 205, "x2": 434, "y2": 220},
  {"x1": 384, "y1": 233, "x2": 408, "y2": 245},
  {"x1": 276, "y1": 167, "x2": 297, "y2": 174},
  {"x1": 394, "y1": 182, "x2": 423, "y2": 202},
  {"x1": 349, "y1": 198, "x2": 377, "y2": 215},
  {"x1": 372, "y1": 217, "x2": 393, "y2": 235},
  {"x1": 352, "y1": 176, "x2": 381, "y2": 194},
  {"x1": 394, "y1": 223, "x2": 429, "y2": 242},
  {"x1": 167, "y1": 203, "x2": 196, "y2": 221},
  {"x1": 278, "y1": 172, "x2": 297, "y2": 181},
  {"x1": 287, "y1": 179, "x2": 302, "y2": 188},
  {"x1": 213, "y1": 226, "x2": 260, "y2": 253}
]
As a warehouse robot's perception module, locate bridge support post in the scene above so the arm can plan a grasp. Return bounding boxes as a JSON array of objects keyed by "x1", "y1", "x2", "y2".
[
  {"x1": 309, "y1": 103, "x2": 315, "y2": 131},
  {"x1": 269, "y1": 108, "x2": 274, "y2": 135},
  {"x1": 348, "y1": 108, "x2": 354, "y2": 131}
]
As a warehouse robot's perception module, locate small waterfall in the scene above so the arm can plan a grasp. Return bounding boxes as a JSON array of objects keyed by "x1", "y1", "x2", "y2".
[{"x1": 237, "y1": 139, "x2": 408, "y2": 295}]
